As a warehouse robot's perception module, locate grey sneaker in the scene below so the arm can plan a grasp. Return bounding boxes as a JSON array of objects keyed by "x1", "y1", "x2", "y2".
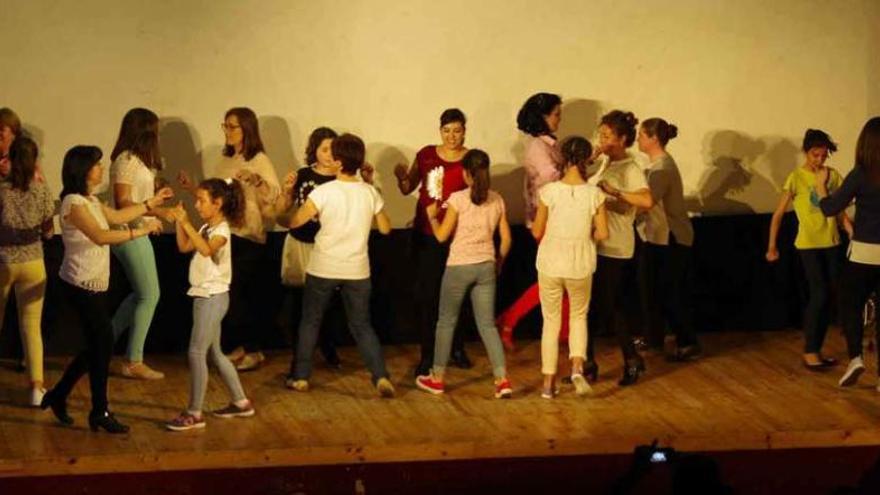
[{"x1": 212, "y1": 402, "x2": 255, "y2": 418}]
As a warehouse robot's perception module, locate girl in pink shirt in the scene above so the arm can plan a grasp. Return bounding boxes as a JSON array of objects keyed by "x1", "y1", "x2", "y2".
[{"x1": 415, "y1": 149, "x2": 514, "y2": 398}]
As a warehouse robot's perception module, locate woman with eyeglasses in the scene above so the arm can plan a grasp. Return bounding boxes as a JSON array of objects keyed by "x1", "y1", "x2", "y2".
[{"x1": 179, "y1": 107, "x2": 280, "y2": 371}]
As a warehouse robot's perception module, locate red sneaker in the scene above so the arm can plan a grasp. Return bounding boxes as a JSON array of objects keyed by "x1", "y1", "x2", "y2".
[
  {"x1": 494, "y1": 378, "x2": 513, "y2": 399},
  {"x1": 415, "y1": 375, "x2": 445, "y2": 395}
]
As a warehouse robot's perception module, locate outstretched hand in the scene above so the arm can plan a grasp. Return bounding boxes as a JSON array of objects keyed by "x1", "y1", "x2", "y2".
[
  {"x1": 177, "y1": 170, "x2": 195, "y2": 191},
  {"x1": 361, "y1": 162, "x2": 375, "y2": 185}
]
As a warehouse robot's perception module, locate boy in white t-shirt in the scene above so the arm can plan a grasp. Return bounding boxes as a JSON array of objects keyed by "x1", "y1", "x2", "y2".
[{"x1": 284, "y1": 133, "x2": 395, "y2": 397}]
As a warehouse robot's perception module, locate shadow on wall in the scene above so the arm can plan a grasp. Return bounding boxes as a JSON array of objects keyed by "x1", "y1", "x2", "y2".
[
  {"x1": 260, "y1": 115, "x2": 300, "y2": 181},
  {"x1": 159, "y1": 117, "x2": 203, "y2": 226},
  {"x1": 557, "y1": 98, "x2": 602, "y2": 142},
  {"x1": 687, "y1": 130, "x2": 781, "y2": 216},
  {"x1": 367, "y1": 142, "x2": 417, "y2": 228}
]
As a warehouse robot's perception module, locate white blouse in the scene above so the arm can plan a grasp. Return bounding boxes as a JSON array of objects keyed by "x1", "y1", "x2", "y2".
[
  {"x1": 60, "y1": 194, "x2": 110, "y2": 292},
  {"x1": 188, "y1": 221, "x2": 232, "y2": 297}
]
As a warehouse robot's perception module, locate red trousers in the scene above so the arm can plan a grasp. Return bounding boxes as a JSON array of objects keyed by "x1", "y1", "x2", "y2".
[{"x1": 497, "y1": 282, "x2": 570, "y2": 342}]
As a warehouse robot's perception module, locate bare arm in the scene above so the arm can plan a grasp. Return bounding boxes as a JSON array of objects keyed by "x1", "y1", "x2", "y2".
[
  {"x1": 427, "y1": 202, "x2": 457, "y2": 243},
  {"x1": 497, "y1": 213, "x2": 512, "y2": 270},
  {"x1": 766, "y1": 191, "x2": 792, "y2": 262},
  {"x1": 530, "y1": 199, "x2": 549, "y2": 241},
  {"x1": 394, "y1": 158, "x2": 421, "y2": 195},
  {"x1": 374, "y1": 209, "x2": 392, "y2": 235},
  {"x1": 180, "y1": 221, "x2": 227, "y2": 257},
  {"x1": 67, "y1": 203, "x2": 158, "y2": 246},
  {"x1": 593, "y1": 203, "x2": 609, "y2": 241},
  {"x1": 289, "y1": 198, "x2": 319, "y2": 229},
  {"x1": 102, "y1": 187, "x2": 172, "y2": 225},
  {"x1": 599, "y1": 181, "x2": 654, "y2": 210}
]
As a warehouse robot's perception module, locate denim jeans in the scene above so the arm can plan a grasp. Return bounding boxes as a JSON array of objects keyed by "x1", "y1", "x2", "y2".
[
  {"x1": 188, "y1": 293, "x2": 246, "y2": 412},
  {"x1": 433, "y1": 262, "x2": 506, "y2": 378},
  {"x1": 292, "y1": 274, "x2": 388, "y2": 382},
  {"x1": 799, "y1": 247, "x2": 840, "y2": 354}
]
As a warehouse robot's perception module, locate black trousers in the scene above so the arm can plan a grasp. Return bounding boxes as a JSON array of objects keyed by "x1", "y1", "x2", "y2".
[
  {"x1": 412, "y1": 232, "x2": 464, "y2": 361},
  {"x1": 223, "y1": 235, "x2": 272, "y2": 353},
  {"x1": 644, "y1": 236, "x2": 699, "y2": 349},
  {"x1": 588, "y1": 255, "x2": 638, "y2": 363},
  {"x1": 839, "y1": 260, "x2": 880, "y2": 360},
  {"x1": 799, "y1": 247, "x2": 840, "y2": 354},
  {"x1": 53, "y1": 280, "x2": 113, "y2": 414}
]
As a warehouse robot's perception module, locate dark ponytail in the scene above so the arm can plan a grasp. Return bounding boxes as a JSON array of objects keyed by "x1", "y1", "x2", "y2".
[
  {"x1": 9, "y1": 136, "x2": 38, "y2": 191},
  {"x1": 559, "y1": 136, "x2": 593, "y2": 181},
  {"x1": 641, "y1": 118, "x2": 679, "y2": 147},
  {"x1": 600, "y1": 110, "x2": 639, "y2": 147},
  {"x1": 462, "y1": 149, "x2": 491, "y2": 205},
  {"x1": 199, "y1": 178, "x2": 246, "y2": 227}
]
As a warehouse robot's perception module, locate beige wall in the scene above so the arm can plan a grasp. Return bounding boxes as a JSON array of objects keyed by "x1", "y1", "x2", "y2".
[{"x1": 3, "y1": 0, "x2": 878, "y2": 225}]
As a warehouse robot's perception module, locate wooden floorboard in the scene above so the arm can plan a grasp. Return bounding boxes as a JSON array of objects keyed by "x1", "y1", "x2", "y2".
[{"x1": 0, "y1": 329, "x2": 879, "y2": 478}]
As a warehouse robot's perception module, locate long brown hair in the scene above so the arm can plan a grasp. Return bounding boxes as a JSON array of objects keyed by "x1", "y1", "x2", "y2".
[
  {"x1": 463, "y1": 149, "x2": 491, "y2": 205},
  {"x1": 8, "y1": 136, "x2": 38, "y2": 191},
  {"x1": 110, "y1": 108, "x2": 162, "y2": 170},
  {"x1": 856, "y1": 117, "x2": 880, "y2": 185},
  {"x1": 304, "y1": 127, "x2": 338, "y2": 165},
  {"x1": 222, "y1": 107, "x2": 265, "y2": 161}
]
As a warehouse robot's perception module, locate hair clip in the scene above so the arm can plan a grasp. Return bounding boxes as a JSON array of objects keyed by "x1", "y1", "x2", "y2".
[{"x1": 224, "y1": 177, "x2": 233, "y2": 185}]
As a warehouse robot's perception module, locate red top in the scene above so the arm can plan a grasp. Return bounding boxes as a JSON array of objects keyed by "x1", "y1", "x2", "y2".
[{"x1": 413, "y1": 145, "x2": 466, "y2": 235}]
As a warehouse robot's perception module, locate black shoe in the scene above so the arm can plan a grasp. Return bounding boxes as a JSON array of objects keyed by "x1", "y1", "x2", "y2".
[
  {"x1": 89, "y1": 411, "x2": 129, "y2": 434},
  {"x1": 584, "y1": 360, "x2": 599, "y2": 382},
  {"x1": 413, "y1": 358, "x2": 432, "y2": 378},
  {"x1": 619, "y1": 357, "x2": 646, "y2": 387},
  {"x1": 40, "y1": 389, "x2": 73, "y2": 426},
  {"x1": 450, "y1": 348, "x2": 473, "y2": 370},
  {"x1": 669, "y1": 344, "x2": 702, "y2": 362}
]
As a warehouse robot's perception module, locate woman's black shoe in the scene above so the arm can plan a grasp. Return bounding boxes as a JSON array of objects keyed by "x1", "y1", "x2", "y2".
[
  {"x1": 322, "y1": 349, "x2": 342, "y2": 369},
  {"x1": 450, "y1": 349, "x2": 473, "y2": 369},
  {"x1": 619, "y1": 357, "x2": 646, "y2": 387},
  {"x1": 89, "y1": 411, "x2": 129, "y2": 434},
  {"x1": 413, "y1": 358, "x2": 432, "y2": 378},
  {"x1": 584, "y1": 360, "x2": 599, "y2": 382},
  {"x1": 40, "y1": 389, "x2": 73, "y2": 426}
]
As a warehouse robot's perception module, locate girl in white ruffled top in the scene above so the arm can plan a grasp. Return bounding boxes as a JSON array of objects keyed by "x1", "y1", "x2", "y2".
[{"x1": 531, "y1": 136, "x2": 608, "y2": 399}]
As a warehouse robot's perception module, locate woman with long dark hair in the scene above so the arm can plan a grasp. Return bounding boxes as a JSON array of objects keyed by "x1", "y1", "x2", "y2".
[
  {"x1": 0, "y1": 137, "x2": 54, "y2": 406},
  {"x1": 818, "y1": 117, "x2": 880, "y2": 388},
  {"x1": 108, "y1": 108, "x2": 169, "y2": 379}
]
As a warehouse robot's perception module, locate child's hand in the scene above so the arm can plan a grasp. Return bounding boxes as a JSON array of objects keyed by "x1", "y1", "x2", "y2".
[
  {"x1": 598, "y1": 180, "x2": 620, "y2": 198},
  {"x1": 765, "y1": 247, "x2": 779, "y2": 263},
  {"x1": 177, "y1": 170, "x2": 195, "y2": 191},
  {"x1": 361, "y1": 162, "x2": 375, "y2": 185},
  {"x1": 816, "y1": 166, "x2": 830, "y2": 187},
  {"x1": 143, "y1": 218, "x2": 163, "y2": 235},
  {"x1": 283, "y1": 171, "x2": 298, "y2": 193},
  {"x1": 170, "y1": 203, "x2": 188, "y2": 224},
  {"x1": 426, "y1": 201, "x2": 439, "y2": 220},
  {"x1": 150, "y1": 187, "x2": 174, "y2": 208}
]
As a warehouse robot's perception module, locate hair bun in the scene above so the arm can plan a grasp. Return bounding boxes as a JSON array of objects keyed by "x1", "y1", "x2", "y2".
[{"x1": 668, "y1": 124, "x2": 679, "y2": 140}]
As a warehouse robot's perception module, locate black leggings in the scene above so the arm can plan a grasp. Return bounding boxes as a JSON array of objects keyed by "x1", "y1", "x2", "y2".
[
  {"x1": 839, "y1": 260, "x2": 880, "y2": 360},
  {"x1": 644, "y1": 237, "x2": 699, "y2": 349},
  {"x1": 223, "y1": 235, "x2": 272, "y2": 353},
  {"x1": 588, "y1": 256, "x2": 638, "y2": 363},
  {"x1": 53, "y1": 281, "x2": 114, "y2": 415},
  {"x1": 799, "y1": 247, "x2": 840, "y2": 354}
]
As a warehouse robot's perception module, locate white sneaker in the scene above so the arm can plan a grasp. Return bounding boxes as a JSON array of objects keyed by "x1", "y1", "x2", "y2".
[
  {"x1": 839, "y1": 357, "x2": 865, "y2": 387},
  {"x1": 30, "y1": 387, "x2": 46, "y2": 407},
  {"x1": 571, "y1": 374, "x2": 593, "y2": 396}
]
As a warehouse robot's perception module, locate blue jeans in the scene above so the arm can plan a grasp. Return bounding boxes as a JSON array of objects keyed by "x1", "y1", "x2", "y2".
[
  {"x1": 433, "y1": 262, "x2": 506, "y2": 378},
  {"x1": 188, "y1": 293, "x2": 246, "y2": 412},
  {"x1": 293, "y1": 275, "x2": 388, "y2": 382}
]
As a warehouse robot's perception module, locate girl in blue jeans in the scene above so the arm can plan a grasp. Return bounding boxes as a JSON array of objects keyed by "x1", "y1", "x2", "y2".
[
  {"x1": 166, "y1": 178, "x2": 255, "y2": 431},
  {"x1": 415, "y1": 149, "x2": 514, "y2": 398}
]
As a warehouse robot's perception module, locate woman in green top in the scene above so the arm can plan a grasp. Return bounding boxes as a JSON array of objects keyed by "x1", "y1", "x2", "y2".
[{"x1": 767, "y1": 129, "x2": 852, "y2": 369}]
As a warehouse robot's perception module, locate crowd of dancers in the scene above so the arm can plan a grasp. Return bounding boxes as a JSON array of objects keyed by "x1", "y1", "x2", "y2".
[{"x1": 1, "y1": 97, "x2": 879, "y2": 434}]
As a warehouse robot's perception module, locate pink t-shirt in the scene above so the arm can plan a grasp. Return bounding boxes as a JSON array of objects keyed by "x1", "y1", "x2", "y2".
[
  {"x1": 523, "y1": 135, "x2": 562, "y2": 227},
  {"x1": 445, "y1": 189, "x2": 505, "y2": 266}
]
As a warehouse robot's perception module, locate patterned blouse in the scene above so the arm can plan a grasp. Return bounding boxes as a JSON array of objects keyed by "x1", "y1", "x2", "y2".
[{"x1": 0, "y1": 179, "x2": 55, "y2": 264}]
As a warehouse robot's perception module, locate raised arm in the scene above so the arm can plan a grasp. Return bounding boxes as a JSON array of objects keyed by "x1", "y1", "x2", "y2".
[
  {"x1": 67, "y1": 203, "x2": 160, "y2": 246},
  {"x1": 818, "y1": 167, "x2": 858, "y2": 216},
  {"x1": 599, "y1": 181, "x2": 654, "y2": 209},
  {"x1": 426, "y1": 202, "x2": 457, "y2": 243},
  {"x1": 102, "y1": 187, "x2": 173, "y2": 225},
  {"x1": 394, "y1": 157, "x2": 421, "y2": 195},
  {"x1": 766, "y1": 191, "x2": 793, "y2": 262},
  {"x1": 289, "y1": 198, "x2": 319, "y2": 229}
]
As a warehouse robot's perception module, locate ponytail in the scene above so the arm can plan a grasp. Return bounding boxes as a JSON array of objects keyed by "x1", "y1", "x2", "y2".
[
  {"x1": 199, "y1": 178, "x2": 246, "y2": 226},
  {"x1": 559, "y1": 135, "x2": 593, "y2": 181},
  {"x1": 462, "y1": 149, "x2": 491, "y2": 205}
]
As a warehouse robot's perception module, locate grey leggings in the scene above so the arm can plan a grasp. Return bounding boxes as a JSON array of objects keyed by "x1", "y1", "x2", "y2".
[{"x1": 188, "y1": 293, "x2": 246, "y2": 412}]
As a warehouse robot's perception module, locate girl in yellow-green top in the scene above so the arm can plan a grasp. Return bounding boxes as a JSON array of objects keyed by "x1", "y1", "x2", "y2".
[{"x1": 767, "y1": 129, "x2": 853, "y2": 370}]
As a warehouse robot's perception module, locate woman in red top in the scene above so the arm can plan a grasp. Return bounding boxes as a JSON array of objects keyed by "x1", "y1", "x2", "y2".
[{"x1": 394, "y1": 108, "x2": 472, "y2": 376}]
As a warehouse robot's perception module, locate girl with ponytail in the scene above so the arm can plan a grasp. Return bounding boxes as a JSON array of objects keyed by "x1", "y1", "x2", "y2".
[
  {"x1": 166, "y1": 178, "x2": 255, "y2": 431},
  {"x1": 416, "y1": 149, "x2": 514, "y2": 398}
]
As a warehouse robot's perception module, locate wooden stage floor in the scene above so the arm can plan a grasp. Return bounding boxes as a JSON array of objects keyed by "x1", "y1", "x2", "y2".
[{"x1": 1, "y1": 329, "x2": 879, "y2": 479}]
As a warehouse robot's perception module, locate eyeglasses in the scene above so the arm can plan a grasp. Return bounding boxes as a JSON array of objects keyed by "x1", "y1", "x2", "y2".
[{"x1": 221, "y1": 123, "x2": 242, "y2": 132}]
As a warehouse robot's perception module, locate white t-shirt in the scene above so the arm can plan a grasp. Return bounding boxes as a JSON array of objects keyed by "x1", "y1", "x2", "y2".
[
  {"x1": 536, "y1": 182, "x2": 606, "y2": 279},
  {"x1": 306, "y1": 180, "x2": 384, "y2": 280},
  {"x1": 588, "y1": 155, "x2": 648, "y2": 259},
  {"x1": 59, "y1": 194, "x2": 110, "y2": 292},
  {"x1": 110, "y1": 151, "x2": 157, "y2": 228},
  {"x1": 188, "y1": 221, "x2": 232, "y2": 297}
]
